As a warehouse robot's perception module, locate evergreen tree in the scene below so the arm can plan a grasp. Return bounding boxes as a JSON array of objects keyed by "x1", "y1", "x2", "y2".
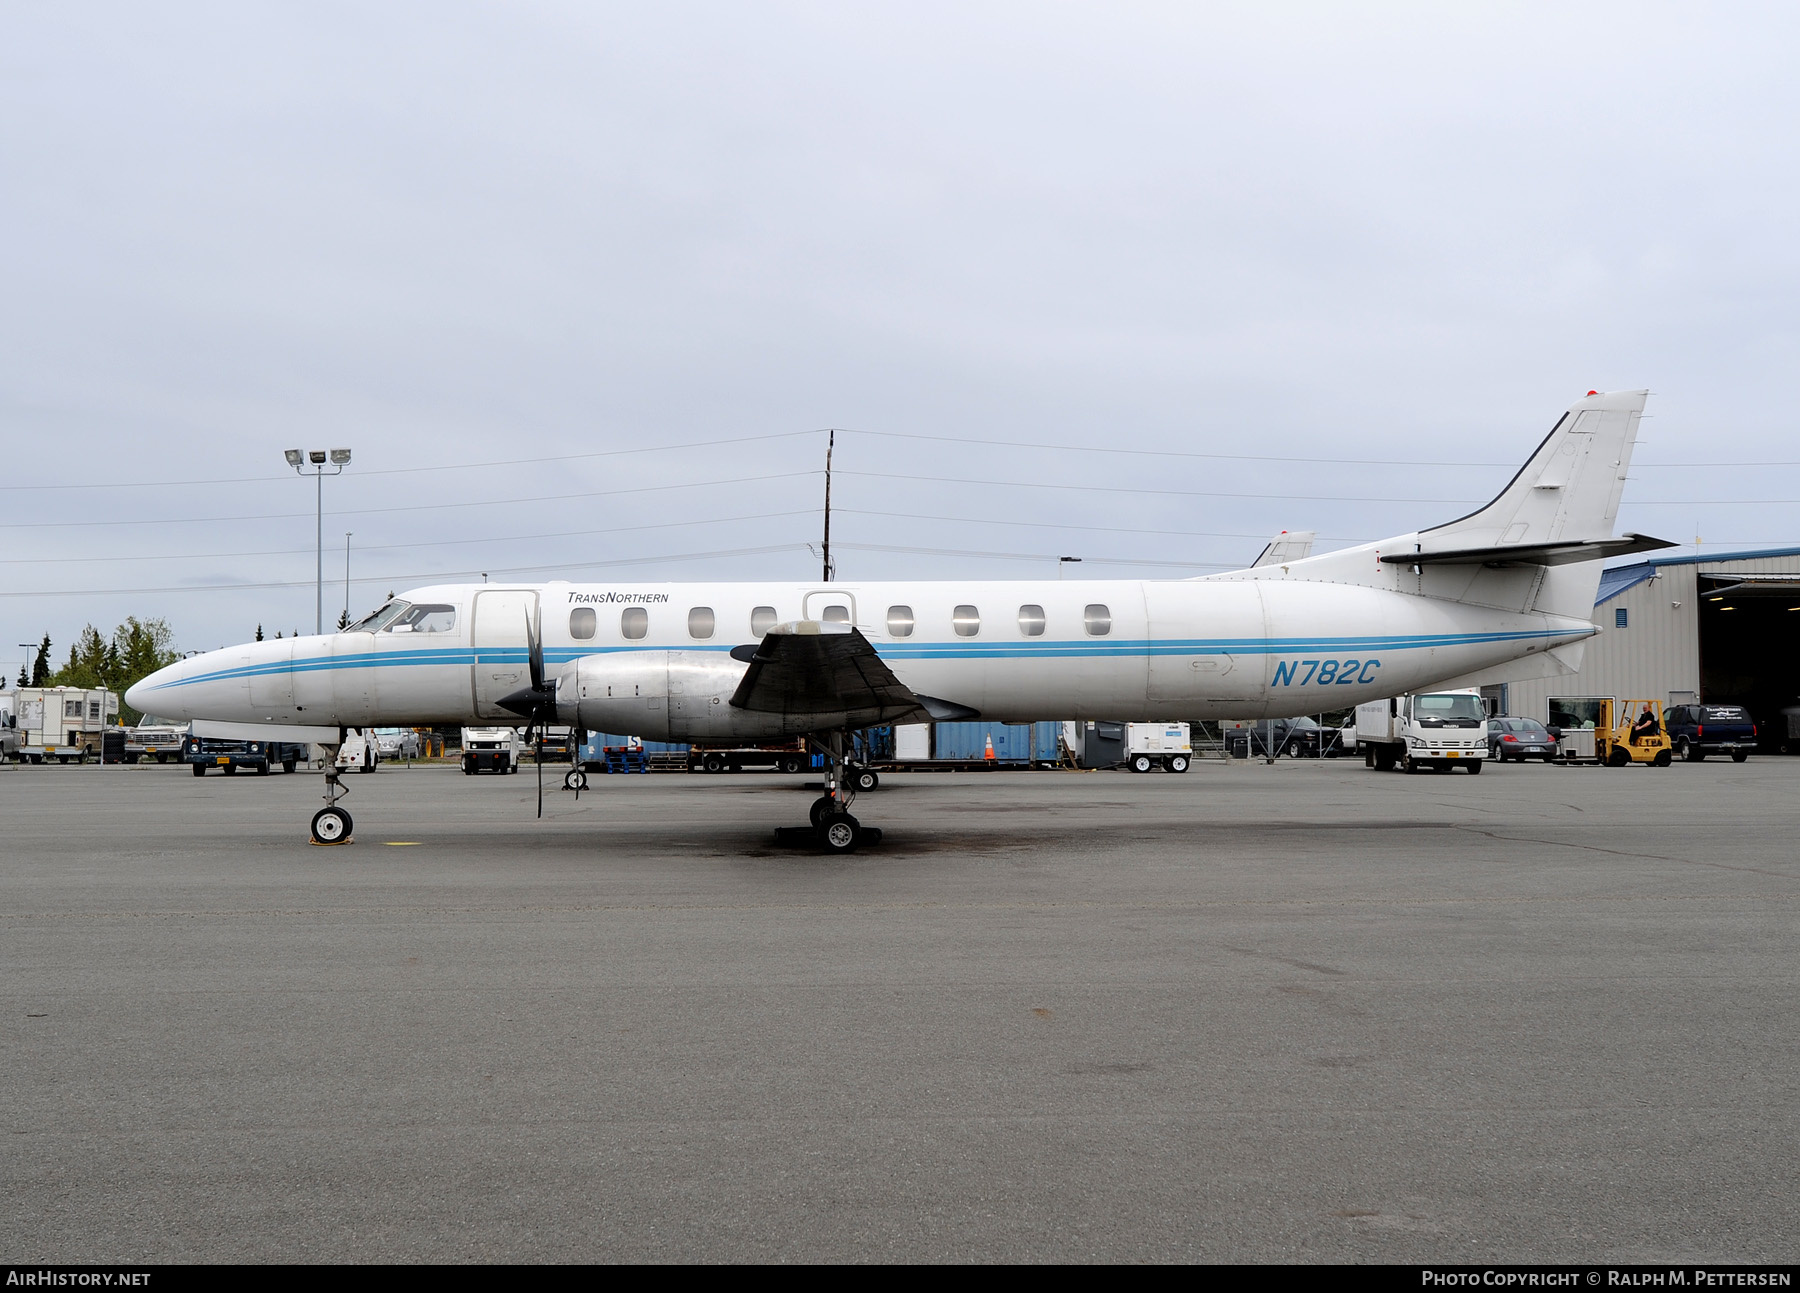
[
  {"x1": 255, "y1": 624, "x2": 264, "y2": 642},
  {"x1": 30, "y1": 634, "x2": 51, "y2": 686},
  {"x1": 335, "y1": 608, "x2": 350, "y2": 630}
]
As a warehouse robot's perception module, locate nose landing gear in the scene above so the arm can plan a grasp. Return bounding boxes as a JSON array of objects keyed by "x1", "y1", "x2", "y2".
[{"x1": 310, "y1": 727, "x2": 355, "y2": 845}]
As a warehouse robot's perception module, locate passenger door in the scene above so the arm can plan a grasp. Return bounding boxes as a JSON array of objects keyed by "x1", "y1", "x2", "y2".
[{"x1": 471, "y1": 589, "x2": 539, "y2": 719}]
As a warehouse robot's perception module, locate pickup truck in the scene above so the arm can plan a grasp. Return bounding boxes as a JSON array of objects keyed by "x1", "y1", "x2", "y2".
[
  {"x1": 185, "y1": 734, "x2": 309, "y2": 775},
  {"x1": 1663, "y1": 704, "x2": 1756, "y2": 762}
]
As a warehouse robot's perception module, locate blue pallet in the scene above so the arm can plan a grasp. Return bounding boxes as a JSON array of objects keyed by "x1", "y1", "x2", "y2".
[{"x1": 579, "y1": 732, "x2": 689, "y2": 762}]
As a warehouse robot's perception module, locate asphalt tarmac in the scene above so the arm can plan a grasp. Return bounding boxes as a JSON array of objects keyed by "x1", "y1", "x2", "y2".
[{"x1": 3, "y1": 755, "x2": 1796, "y2": 1263}]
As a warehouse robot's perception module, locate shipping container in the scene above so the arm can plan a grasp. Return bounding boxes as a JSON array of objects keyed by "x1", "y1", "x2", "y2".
[{"x1": 926, "y1": 721, "x2": 1061, "y2": 764}]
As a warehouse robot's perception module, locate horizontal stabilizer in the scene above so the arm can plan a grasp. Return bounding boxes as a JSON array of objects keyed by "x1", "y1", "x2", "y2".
[{"x1": 1380, "y1": 533, "x2": 1677, "y2": 568}]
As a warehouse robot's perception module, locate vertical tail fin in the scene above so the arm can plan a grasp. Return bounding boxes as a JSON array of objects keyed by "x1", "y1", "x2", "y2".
[{"x1": 1423, "y1": 388, "x2": 1647, "y2": 549}]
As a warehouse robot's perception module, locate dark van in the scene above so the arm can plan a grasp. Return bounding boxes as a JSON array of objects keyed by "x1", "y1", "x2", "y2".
[{"x1": 1664, "y1": 704, "x2": 1757, "y2": 763}]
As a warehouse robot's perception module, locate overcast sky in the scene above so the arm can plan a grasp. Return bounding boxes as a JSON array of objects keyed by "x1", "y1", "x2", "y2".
[{"x1": 3, "y1": 2, "x2": 1797, "y2": 664}]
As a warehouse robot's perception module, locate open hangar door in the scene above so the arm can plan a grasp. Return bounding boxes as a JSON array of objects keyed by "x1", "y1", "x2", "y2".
[{"x1": 1698, "y1": 573, "x2": 1800, "y2": 752}]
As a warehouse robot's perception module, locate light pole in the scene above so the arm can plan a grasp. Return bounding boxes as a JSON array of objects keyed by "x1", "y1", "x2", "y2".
[
  {"x1": 343, "y1": 532, "x2": 353, "y2": 630},
  {"x1": 284, "y1": 448, "x2": 352, "y2": 635}
]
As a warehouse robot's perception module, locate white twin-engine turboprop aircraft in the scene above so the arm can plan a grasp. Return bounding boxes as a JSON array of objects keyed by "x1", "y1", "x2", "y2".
[{"x1": 130, "y1": 389, "x2": 1671, "y2": 851}]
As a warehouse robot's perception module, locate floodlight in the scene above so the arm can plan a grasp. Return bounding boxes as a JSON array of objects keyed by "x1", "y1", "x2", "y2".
[
  {"x1": 329, "y1": 448, "x2": 352, "y2": 465},
  {"x1": 308, "y1": 450, "x2": 327, "y2": 464},
  {"x1": 284, "y1": 449, "x2": 303, "y2": 467}
]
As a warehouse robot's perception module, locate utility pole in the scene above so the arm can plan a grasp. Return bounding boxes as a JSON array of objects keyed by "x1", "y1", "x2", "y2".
[
  {"x1": 343, "y1": 533, "x2": 353, "y2": 629},
  {"x1": 821, "y1": 428, "x2": 835, "y2": 581}
]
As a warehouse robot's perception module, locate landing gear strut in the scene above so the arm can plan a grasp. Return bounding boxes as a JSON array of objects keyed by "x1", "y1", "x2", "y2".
[
  {"x1": 310, "y1": 727, "x2": 354, "y2": 845},
  {"x1": 776, "y1": 731, "x2": 883, "y2": 854}
]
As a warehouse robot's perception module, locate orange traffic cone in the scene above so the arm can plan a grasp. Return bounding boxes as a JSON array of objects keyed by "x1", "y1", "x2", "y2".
[{"x1": 984, "y1": 733, "x2": 996, "y2": 760}]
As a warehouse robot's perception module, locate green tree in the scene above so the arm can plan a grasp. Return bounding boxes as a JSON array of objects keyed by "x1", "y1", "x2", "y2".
[
  {"x1": 255, "y1": 624, "x2": 264, "y2": 642},
  {"x1": 46, "y1": 617, "x2": 179, "y2": 723},
  {"x1": 30, "y1": 634, "x2": 52, "y2": 686}
]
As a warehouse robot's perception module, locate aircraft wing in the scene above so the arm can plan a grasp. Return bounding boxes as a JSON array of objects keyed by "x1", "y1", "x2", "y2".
[{"x1": 728, "y1": 621, "x2": 947, "y2": 725}]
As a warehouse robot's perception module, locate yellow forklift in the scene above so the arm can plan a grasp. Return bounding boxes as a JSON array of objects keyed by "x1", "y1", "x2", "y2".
[{"x1": 1595, "y1": 698, "x2": 1673, "y2": 767}]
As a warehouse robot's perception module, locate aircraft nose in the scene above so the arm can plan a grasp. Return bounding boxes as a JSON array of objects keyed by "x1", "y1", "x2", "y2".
[
  {"x1": 125, "y1": 662, "x2": 179, "y2": 717},
  {"x1": 126, "y1": 655, "x2": 203, "y2": 718}
]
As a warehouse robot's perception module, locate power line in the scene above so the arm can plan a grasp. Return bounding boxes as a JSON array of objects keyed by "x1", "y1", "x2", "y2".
[
  {"x1": 0, "y1": 429, "x2": 822, "y2": 492},
  {"x1": 0, "y1": 510, "x2": 817, "y2": 566},
  {"x1": 0, "y1": 544, "x2": 817, "y2": 598},
  {"x1": 0, "y1": 472, "x2": 819, "y2": 529},
  {"x1": 839, "y1": 426, "x2": 1798, "y2": 470},
  {"x1": 841, "y1": 469, "x2": 1481, "y2": 505}
]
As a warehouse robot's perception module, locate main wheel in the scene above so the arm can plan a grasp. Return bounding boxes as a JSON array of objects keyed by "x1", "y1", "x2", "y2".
[
  {"x1": 809, "y1": 795, "x2": 837, "y2": 827},
  {"x1": 817, "y1": 813, "x2": 861, "y2": 854},
  {"x1": 564, "y1": 769, "x2": 588, "y2": 791},
  {"x1": 192, "y1": 762, "x2": 206, "y2": 777},
  {"x1": 850, "y1": 767, "x2": 880, "y2": 792},
  {"x1": 1166, "y1": 755, "x2": 1190, "y2": 773},
  {"x1": 310, "y1": 806, "x2": 353, "y2": 845},
  {"x1": 1130, "y1": 754, "x2": 1155, "y2": 774}
]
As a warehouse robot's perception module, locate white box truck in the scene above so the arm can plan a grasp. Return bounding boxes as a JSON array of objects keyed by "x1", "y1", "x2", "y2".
[
  {"x1": 461, "y1": 726, "x2": 521, "y2": 775},
  {"x1": 1355, "y1": 688, "x2": 1488, "y2": 774}
]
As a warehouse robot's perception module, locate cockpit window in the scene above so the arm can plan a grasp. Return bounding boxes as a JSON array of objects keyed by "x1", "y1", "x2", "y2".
[
  {"x1": 385, "y1": 603, "x2": 457, "y2": 634},
  {"x1": 346, "y1": 601, "x2": 411, "y2": 633}
]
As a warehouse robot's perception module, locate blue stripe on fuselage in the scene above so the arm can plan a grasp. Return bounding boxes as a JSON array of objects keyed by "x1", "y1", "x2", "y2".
[{"x1": 141, "y1": 628, "x2": 1579, "y2": 690}]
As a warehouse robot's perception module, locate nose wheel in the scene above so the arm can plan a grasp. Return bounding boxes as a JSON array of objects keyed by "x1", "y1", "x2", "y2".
[{"x1": 310, "y1": 806, "x2": 353, "y2": 845}]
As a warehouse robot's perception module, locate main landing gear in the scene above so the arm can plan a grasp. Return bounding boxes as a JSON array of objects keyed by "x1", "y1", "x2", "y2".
[
  {"x1": 774, "y1": 732, "x2": 884, "y2": 855},
  {"x1": 310, "y1": 726, "x2": 355, "y2": 846}
]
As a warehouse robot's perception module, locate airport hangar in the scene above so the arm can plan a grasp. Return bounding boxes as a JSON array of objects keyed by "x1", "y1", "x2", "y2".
[{"x1": 1490, "y1": 545, "x2": 1800, "y2": 746}]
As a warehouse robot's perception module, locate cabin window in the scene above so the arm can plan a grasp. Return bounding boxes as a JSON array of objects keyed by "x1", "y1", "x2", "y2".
[
  {"x1": 1017, "y1": 604, "x2": 1046, "y2": 637},
  {"x1": 387, "y1": 603, "x2": 456, "y2": 634},
  {"x1": 570, "y1": 608, "x2": 596, "y2": 640},
  {"x1": 621, "y1": 607, "x2": 648, "y2": 640},
  {"x1": 953, "y1": 605, "x2": 981, "y2": 637},
  {"x1": 887, "y1": 605, "x2": 915, "y2": 637},
  {"x1": 820, "y1": 603, "x2": 850, "y2": 624},
  {"x1": 1084, "y1": 603, "x2": 1112, "y2": 636},
  {"x1": 751, "y1": 606, "x2": 778, "y2": 636},
  {"x1": 688, "y1": 607, "x2": 715, "y2": 639}
]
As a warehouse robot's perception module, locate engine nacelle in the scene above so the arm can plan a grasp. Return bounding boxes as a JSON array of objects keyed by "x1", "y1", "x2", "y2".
[{"x1": 554, "y1": 651, "x2": 806, "y2": 742}]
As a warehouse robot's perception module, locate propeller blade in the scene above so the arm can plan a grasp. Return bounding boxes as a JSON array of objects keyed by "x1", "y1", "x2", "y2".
[{"x1": 526, "y1": 605, "x2": 545, "y2": 695}]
